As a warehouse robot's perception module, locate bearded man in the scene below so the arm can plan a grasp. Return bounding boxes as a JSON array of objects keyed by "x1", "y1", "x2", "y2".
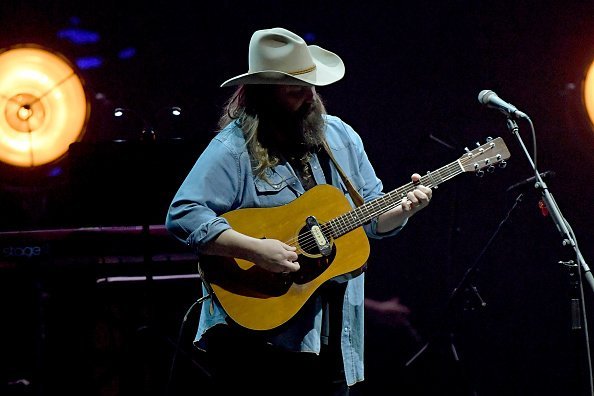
[{"x1": 166, "y1": 27, "x2": 432, "y2": 396}]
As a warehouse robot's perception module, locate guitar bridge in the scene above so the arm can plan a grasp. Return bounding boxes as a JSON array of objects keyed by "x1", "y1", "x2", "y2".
[{"x1": 305, "y1": 216, "x2": 332, "y2": 257}]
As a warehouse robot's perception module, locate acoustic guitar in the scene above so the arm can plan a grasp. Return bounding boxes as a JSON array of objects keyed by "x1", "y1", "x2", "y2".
[{"x1": 199, "y1": 137, "x2": 511, "y2": 330}]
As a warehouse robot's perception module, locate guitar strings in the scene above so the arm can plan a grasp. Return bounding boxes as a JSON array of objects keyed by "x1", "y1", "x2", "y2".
[
  {"x1": 282, "y1": 147, "x2": 496, "y2": 253},
  {"x1": 285, "y1": 160, "x2": 463, "y2": 252}
]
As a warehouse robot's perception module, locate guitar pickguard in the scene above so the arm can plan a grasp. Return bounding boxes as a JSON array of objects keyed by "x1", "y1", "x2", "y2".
[{"x1": 292, "y1": 246, "x2": 337, "y2": 285}]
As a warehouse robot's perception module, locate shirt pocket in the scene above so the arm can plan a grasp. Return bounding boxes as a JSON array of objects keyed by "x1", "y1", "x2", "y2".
[{"x1": 253, "y1": 174, "x2": 295, "y2": 208}]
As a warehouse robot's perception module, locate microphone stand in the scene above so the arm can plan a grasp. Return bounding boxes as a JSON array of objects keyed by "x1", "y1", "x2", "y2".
[
  {"x1": 505, "y1": 118, "x2": 594, "y2": 290},
  {"x1": 405, "y1": 190, "x2": 525, "y2": 395},
  {"x1": 506, "y1": 117, "x2": 594, "y2": 396}
]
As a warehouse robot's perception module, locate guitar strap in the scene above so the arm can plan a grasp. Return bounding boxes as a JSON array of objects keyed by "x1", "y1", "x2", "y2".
[{"x1": 320, "y1": 140, "x2": 365, "y2": 207}]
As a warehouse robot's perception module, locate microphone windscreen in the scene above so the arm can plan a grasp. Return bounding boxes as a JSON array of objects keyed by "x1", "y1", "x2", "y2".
[{"x1": 478, "y1": 90, "x2": 495, "y2": 104}]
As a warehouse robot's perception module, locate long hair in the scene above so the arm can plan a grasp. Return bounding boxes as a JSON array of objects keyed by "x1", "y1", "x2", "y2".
[{"x1": 218, "y1": 85, "x2": 327, "y2": 179}]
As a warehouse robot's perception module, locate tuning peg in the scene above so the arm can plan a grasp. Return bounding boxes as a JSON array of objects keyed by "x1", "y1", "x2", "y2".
[
  {"x1": 487, "y1": 165, "x2": 495, "y2": 173},
  {"x1": 476, "y1": 170, "x2": 485, "y2": 178},
  {"x1": 499, "y1": 160, "x2": 507, "y2": 168},
  {"x1": 486, "y1": 136, "x2": 493, "y2": 142}
]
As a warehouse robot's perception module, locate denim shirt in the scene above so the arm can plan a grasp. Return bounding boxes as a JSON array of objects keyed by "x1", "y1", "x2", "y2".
[{"x1": 165, "y1": 114, "x2": 404, "y2": 386}]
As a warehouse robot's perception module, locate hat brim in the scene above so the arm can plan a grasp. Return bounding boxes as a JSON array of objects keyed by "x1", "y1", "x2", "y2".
[{"x1": 220, "y1": 45, "x2": 345, "y2": 87}]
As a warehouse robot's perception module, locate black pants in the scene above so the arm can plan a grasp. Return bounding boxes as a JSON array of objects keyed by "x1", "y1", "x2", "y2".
[{"x1": 205, "y1": 325, "x2": 349, "y2": 396}]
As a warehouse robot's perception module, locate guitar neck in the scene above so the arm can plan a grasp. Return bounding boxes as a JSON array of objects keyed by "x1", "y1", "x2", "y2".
[{"x1": 324, "y1": 160, "x2": 463, "y2": 238}]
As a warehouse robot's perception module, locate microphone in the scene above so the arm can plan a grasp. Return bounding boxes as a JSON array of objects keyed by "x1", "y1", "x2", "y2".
[
  {"x1": 478, "y1": 90, "x2": 529, "y2": 119},
  {"x1": 506, "y1": 170, "x2": 555, "y2": 192}
]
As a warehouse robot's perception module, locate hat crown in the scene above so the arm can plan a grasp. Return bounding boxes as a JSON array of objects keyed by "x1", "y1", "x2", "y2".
[
  {"x1": 248, "y1": 28, "x2": 315, "y2": 75},
  {"x1": 220, "y1": 27, "x2": 344, "y2": 87}
]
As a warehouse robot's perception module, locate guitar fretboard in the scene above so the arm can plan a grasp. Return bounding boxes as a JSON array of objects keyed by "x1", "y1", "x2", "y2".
[{"x1": 323, "y1": 161, "x2": 463, "y2": 238}]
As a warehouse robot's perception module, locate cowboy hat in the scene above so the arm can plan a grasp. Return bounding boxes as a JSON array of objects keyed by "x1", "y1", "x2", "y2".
[{"x1": 221, "y1": 27, "x2": 345, "y2": 87}]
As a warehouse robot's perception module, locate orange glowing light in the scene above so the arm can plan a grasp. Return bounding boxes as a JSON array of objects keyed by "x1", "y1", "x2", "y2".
[
  {"x1": 0, "y1": 45, "x2": 89, "y2": 167},
  {"x1": 584, "y1": 61, "x2": 594, "y2": 131}
]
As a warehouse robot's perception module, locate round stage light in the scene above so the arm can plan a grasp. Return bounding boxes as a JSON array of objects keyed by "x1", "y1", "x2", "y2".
[
  {"x1": 0, "y1": 45, "x2": 89, "y2": 167},
  {"x1": 583, "y1": 60, "x2": 594, "y2": 131}
]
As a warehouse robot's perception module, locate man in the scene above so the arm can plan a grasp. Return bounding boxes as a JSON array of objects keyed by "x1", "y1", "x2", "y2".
[{"x1": 166, "y1": 27, "x2": 432, "y2": 395}]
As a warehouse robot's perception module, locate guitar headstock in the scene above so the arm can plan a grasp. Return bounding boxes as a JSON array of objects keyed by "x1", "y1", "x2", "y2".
[{"x1": 459, "y1": 137, "x2": 511, "y2": 176}]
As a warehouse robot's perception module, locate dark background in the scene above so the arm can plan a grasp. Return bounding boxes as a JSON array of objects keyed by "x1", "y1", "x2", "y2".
[{"x1": 1, "y1": 1, "x2": 594, "y2": 395}]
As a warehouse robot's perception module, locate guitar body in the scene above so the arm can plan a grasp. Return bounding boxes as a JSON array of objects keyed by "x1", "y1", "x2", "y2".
[{"x1": 200, "y1": 184, "x2": 370, "y2": 331}]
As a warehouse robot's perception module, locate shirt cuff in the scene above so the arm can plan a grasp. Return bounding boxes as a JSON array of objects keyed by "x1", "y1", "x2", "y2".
[{"x1": 187, "y1": 217, "x2": 232, "y2": 252}]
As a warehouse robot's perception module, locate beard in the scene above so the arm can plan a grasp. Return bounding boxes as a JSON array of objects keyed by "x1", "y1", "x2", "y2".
[{"x1": 258, "y1": 98, "x2": 326, "y2": 158}]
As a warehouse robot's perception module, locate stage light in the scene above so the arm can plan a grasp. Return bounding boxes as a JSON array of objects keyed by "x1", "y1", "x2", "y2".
[
  {"x1": 0, "y1": 45, "x2": 89, "y2": 167},
  {"x1": 583, "y1": 60, "x2": 594, "y2": 131}
]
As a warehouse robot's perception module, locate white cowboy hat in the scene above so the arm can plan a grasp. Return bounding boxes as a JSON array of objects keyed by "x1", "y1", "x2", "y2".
[{"x1": 221, "y1": 27, "x2": 345, "y2": 87}]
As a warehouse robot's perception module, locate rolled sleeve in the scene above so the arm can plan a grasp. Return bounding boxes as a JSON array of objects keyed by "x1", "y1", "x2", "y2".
[
  {"x1": 186, "y1": 217, "x2": 232, "y2": 251},
  {"x1": 367, "y1": 216, "x2": 407, "y2": 238},
  {"x1": 165, "y1": 132, "x2": 244, "y2": 253}
]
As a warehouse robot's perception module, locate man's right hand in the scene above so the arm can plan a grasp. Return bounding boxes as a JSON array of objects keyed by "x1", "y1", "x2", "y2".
[
  {"x1": 250, "y1": 239, "x2": 300, "y2": 273},
  {"x1": 203, "y1": 229, "x2": 300, "y2": 274}
]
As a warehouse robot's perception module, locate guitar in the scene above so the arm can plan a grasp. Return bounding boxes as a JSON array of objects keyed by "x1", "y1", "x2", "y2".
[{"x1": 199, "y1": 137, "x2": 511, "y2": 330}]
